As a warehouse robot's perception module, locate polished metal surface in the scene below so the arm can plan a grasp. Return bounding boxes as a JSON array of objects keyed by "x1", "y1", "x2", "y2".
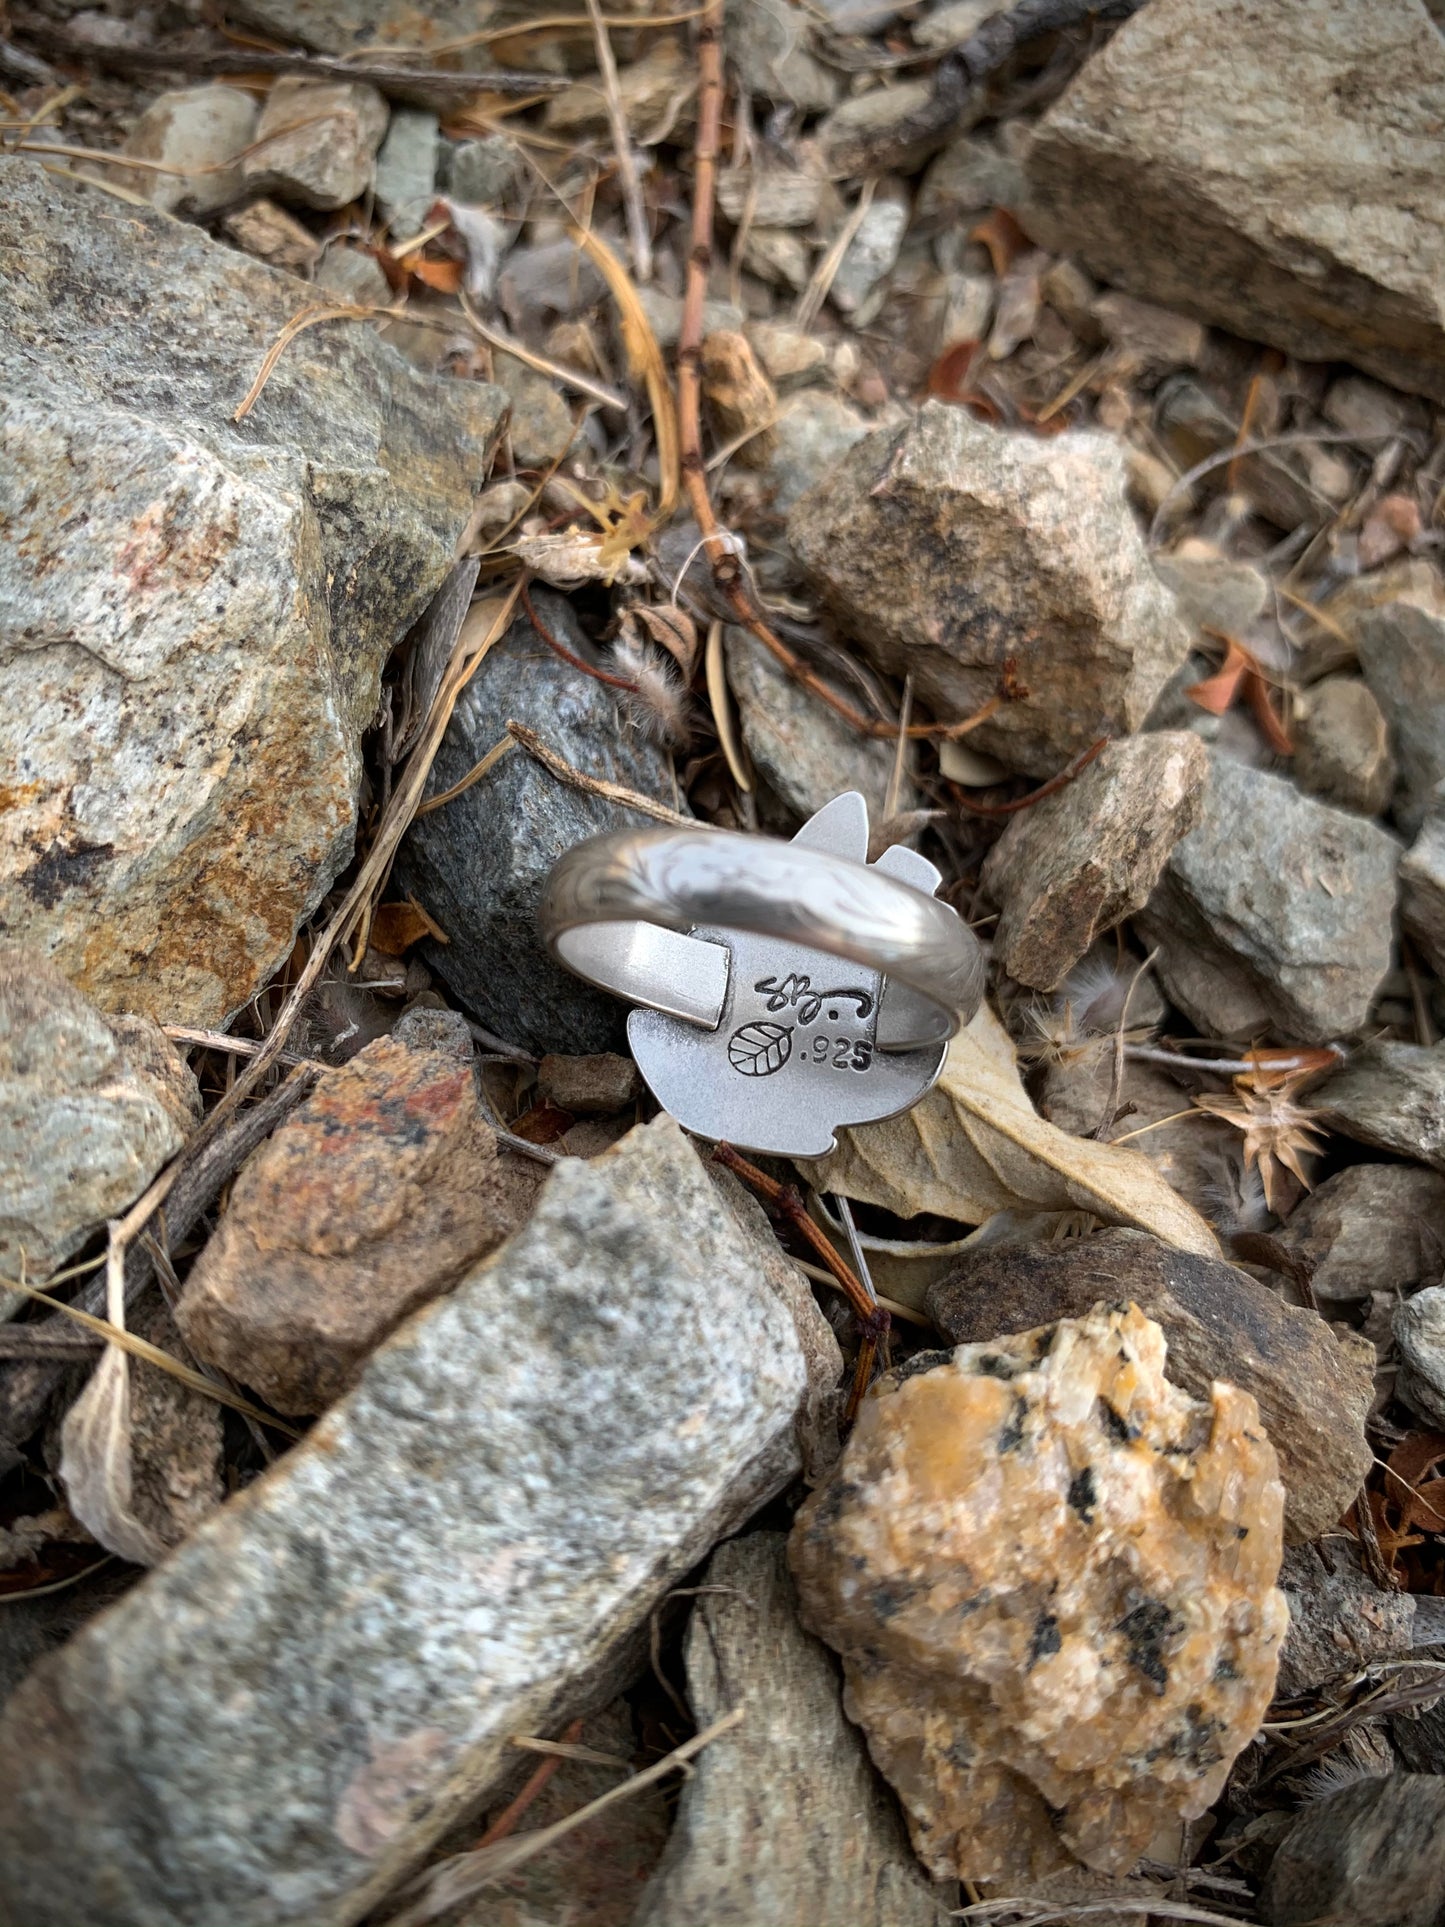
[{"x1": 538, "y1": 793, "x2": 985, "y2": 1157}]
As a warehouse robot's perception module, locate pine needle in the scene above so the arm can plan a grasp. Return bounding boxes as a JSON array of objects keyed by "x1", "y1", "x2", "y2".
[
  {"x1": 567, "y1": 224, "x2": 680, "y2": 517},
  {"x1": 234, "y1": 303, "x2": 392, "y2": 423}
]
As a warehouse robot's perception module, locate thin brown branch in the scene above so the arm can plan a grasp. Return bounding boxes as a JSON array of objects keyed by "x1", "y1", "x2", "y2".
[
  {"x1": 521, "y1": 582, "x2": 639, "y2": 693},
  {"x1": 473, "y1": 1719, "x2": 584, "y2": 1853},
  {"x1": 953, "y1": 737, "x2": 1108, "y2": 816}
]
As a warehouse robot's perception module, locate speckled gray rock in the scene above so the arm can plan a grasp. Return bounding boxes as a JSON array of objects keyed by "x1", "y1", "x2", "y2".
[
  {"x1": 0, "y1": 160, "x2": 503, "y2": 1027},
  {"x1": 635, "y1": 1533, "x2": 941, "y2": 1927},
  {"x1": 1024, "y1": 0, "x2": 1445, "y2": 403},
  {"x1": 230, "y1": 0, "x2": 501, "y2": 55},
  {"x1": 1293, "y1": 677, "x2": 1395, "y2": 817},
  {"x1": 789, "y1": 404, "x2": 1191, "y2": 776},
  {"x1": 728, "y1": 0, "x2": 839, "y2": 112},
  {"x1": 1318, "y1": 1042, "x2": 1445, "y2": 1171},
  {"x1": 119, "y1": 85, "x2": 257, "y2": 216},
  {"x1": 1137, "y1": 755, "x2": 1400, "y2": 1043},
  {"x1": 830, "y1": 194, "x2": 909, "y2": 318},
  {"x1": 374, "y1": 106, "x2": 439, "y2": 233},
  {"x1": 397, "y1": 591, "x2": 684, "y2": 1054},
  {"x1": 1395, "y1": 1286, "x2": 1445, "y2": 1429},
  {"x1": 0, "y1": 950, "x2": 198, "y2": 1313},
  {"x1": 765, "y1": 390, "x2": 875, "y2": 513},
  {"x1": 1277, "y1": 1163, "x2": 1445, "y2": 1304},
  {"x1": 1261, "y1": 1774, "x2": 1445, "y2": 1927},
  {"x1": 242, "y1": 78, "x2": 388, "y2": 211},
  {"x1": 1357, "y1": 593, "x2": 1445, "y2": 836},
  {"x1": 0, "y1": 1117, "x2": 839, "y2": 1927},
  {"x1": 980, "y1": 731, "x2": 1208, "y2": 991},
  {"x1": 1402, "y1": 798, "x2": 1445, "y2": 975},
  {"x1": 724, "y1": 627, "x2": 911, "y2": 826},
  {"x1": 1275, "y1": 1543, "x2": 1417, "y2": 1700}
]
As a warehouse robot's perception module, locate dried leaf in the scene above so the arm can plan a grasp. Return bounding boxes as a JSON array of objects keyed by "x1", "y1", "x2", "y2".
[
  {"x1": 59, "y1": 1346, "x2": 169, "y2": 1568},
  {"x1": 622, "y1": 604, "x2": 700, "y2": 678},
  {"x1": 1194, "y1": 1071, "x2": 1327, "y2": 1213},
  {"x1": 1187, "y1": 639, "x2": 1251, "y2": 715},
  {"x1": 968, "y1": 206, "x2": 1031, "y2": 277},
  {"x1": 411, "y1": 255, "x2": 465, "y2": 294},
  {"x1": 799, "y1": 1003, "x2": 1220, "y2": 1257},
  {"x1": 370, "y1": 898, "x2": 445, "y2": 955}
]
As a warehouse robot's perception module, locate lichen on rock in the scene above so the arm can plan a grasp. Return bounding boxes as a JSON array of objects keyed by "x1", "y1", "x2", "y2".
[{"x1": 789, "y1": 1305, "x2": 1287, "y2": 1888}]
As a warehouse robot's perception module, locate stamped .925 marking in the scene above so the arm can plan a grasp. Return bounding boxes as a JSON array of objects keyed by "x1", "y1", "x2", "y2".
[{"x1": 726, "y1": 973, "x2": 876, "y2": 1079}]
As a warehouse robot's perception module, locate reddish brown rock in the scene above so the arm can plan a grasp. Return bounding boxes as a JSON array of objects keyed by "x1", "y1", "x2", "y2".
[{"x1": 177, "y1": 1035, "x2": 545, "y2": 1414}]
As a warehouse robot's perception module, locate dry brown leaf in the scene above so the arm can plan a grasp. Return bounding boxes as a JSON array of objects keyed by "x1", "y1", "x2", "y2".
[
  {"x1": 370, "y1": 898, "x2": 446, "y2": 955},
  {"x1": 799, "y1": 1002, "x2": 1221, "y2": 1258},
  {"x1": 622, "y1": 604, "x2": 699, "y2": 678},
  {"x1": 59, "y1": 1345, "x2": 168, "y2": 1568}
]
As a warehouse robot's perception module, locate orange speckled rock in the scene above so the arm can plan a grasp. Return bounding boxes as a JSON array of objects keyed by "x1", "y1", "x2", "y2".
[{"x1": 789, "y1": 1305, "x2": 1287, "y2": 1888}]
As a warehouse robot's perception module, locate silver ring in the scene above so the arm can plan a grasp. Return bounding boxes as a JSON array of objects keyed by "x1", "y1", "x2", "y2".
[{"x1": 539, "y1": 818, "x2": 984, "y2": 1051}]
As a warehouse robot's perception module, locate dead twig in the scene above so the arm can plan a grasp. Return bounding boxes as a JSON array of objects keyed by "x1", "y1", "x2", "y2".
[
  {"x1": 506, "y1": 721, "x2": 696, "y2": 826},
  {"x1": 585, "y1": 0, "x2": 652, "y2": 281},
  {"x1": 472, "y1": 1718, "x2": 585, "y2": 1854},
  {"x1": 521, "y1": 582, "x2": 640, "y2": 693}
]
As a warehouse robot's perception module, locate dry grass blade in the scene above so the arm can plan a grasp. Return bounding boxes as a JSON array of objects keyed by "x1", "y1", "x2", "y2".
[
  {"x1": 568, "y1": 225, "x2": 679, "y2": 516},
  {"x1": 794, "y1": 178, "x2": 875, "y2": 331},
  {"x1": 416, "y1": 735, "x2": 514, "y2": 816},
  {"x1": 459, "y1": 294, "x2": 627, "y2": 413},
  {"x1": 394, "y1": 1709, "x2": 744, "y2": 1924},
  {"x1": 233, "y1": 303, "x2": 389, "y2": 423},
  {"x1": 507, "y1": 721, "x2": 698, "y2": 825},
  {"x1": 585, "y1": 0, "x2": 652, "y2": 281},
  {"x1": 954, "y1": 1901, "x2": 1249, "y2": 1925},
  {"x1": 705, "y1": 618, "x2": 752, "y2": 791}
]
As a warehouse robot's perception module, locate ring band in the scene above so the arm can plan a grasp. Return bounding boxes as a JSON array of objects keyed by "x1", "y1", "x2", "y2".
[{"x1": 539, "y1": 823, "x2": 984, "y2": 1051}]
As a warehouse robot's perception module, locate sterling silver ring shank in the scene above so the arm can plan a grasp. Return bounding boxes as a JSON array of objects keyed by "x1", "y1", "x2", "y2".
[{"x1": 538, "y1": 825, "x2": 985, "y2": 1051}]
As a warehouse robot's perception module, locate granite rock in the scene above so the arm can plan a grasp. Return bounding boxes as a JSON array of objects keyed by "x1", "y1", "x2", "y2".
[
  {"x1": 1402, "y1": 801, "x2": 1445, "y2": 976},
  {"x1": 396, "y1": 591, "x2": 685, "y2": 1054},
  {"x1": 0, "y1": 1118, "x2": 839, "y2": 1927},
  {"x1": 926, "y1": 1229, "x2": 1374, "y2": 1543},
  {"x1": 741, "y1": 227, "x2": 812, "y2": 292},
  {"x1": 788, "y1": 404, "x2": 1192, "y2": 776},
  {"x1": 374, "y1": 106, "x2": 438, "y2": 233},
  {"x1": 1394, "y1": 1286, "x2": 1445, "y2": 1430},
  {"x1": 445, "y1": 135, "x2": 527, "y2": 208},
  {"x1": 0, "y1": 160, "x2": 503, "y2": 1027},
  {"x1": 543, "y1": 39, "x2": 688, "y2": 142},
  {"x1": 221, "y1": 199, "x2": 320, "y2": 274},
  {"x1": 1137, "y1": 754, "x2": 1400, "y2": 1043},
  {"x1": 636, "y1": 1533, "x2": 941, "y2": 1927},
  {"x1": 1318, "y1": 1042, "x2": 1445, "y2": 1171},
  {"x1": 119, "y1": 85, "x2": 257, "y2": 217},
  {"x1": 1261, "y1": 1774, "x2": 1445, "y2": 1927},
  {"x1": 126, "y1": 1296, "x2": 224, "y2": 1552},
  {"x1": 1152, "y1": 548, "x2": 1270, "y2": 640},
  {"x1": 1356, "y1": 592, "x2": 1445, "y2": 835},
  {"x1": 492, "y1": 354, "x2": 578, "y2": 468},
  {"x1": 791, "y1": 1305, "x2": 1286, "y2": 1887},
  {"x1": 242, "y1": 78, "x2": 388, "y2": 210},
  {"x1": 831, "y1": 194, "x2": 909, "y2": 318},
  {"x1": 981, "y1": 731, "x2": 1208, "y2": 991},
  {"x1": 0, "y1": 950, "x2": 198, "y2": 1308},
  {"x1": 1024, "y1": 0, "x2": 1445, "y2": 402},
  {"x1": 1293, "y1": 677, "x2": 1396, "y2": 817},
  {"x1": 1277, "y1": 1163, "x2": 1445, "y2": 1304},
  {"x1": 729, "y1": 0, "x2": 840, "y2": 113},
  {"x1": 724, "y1": 627, "x2": 911, "y2": 826},
  {"x1": 176, "y1": 1034, "x2": 546, "y2": 1414},
  {"x1": 1275, "y1": 1542, "x2": 1416, "y2": 1700},
  {"x1": 765, "y1": 390, "x2": 874, "y2": 513}
]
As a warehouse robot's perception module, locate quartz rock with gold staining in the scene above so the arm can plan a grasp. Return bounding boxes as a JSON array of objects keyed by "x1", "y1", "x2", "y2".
[{"x1": 789, "y1": 1305, "x2": 1287, "y2": 1887}]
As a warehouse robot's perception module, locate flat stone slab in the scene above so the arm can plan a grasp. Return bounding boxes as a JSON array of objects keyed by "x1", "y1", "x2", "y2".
[{"x1": 0, "y1": 1119, "x2": 837, "y2": 1927}]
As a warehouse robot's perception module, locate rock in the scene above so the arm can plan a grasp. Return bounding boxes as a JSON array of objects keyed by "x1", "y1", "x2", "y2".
[
  {"x1": 1260, "y1": 1774, "x2": 1445, "y2": 1927},
  {"x1": 746, "y1": 319, "x2": 829, "y2": 387},
  {"x1": 1324, "y1": 372, "x2": 1429, "y2": 446},
  {"x1": 313, "y1": 242, "x2": 391, "y2": 306},
  {"x1": 916, "y1": 135, "x2": 1026, "y2": 227},
  {"x1": 729, "y1": 0, "x2": 840, "y2": 113},
  {"x1": 1394, "y1": 1286, "x2": 1445, "y2": 1429},
  {"x1": 1275, "y1": 1543, "x2": 1416, "y2": 1700},
  {"x1": 724, "y1": 627, "x2": 910, "y2": 825},
  {"x1": 1023, "y1": 0, "x2": 1445, "y2": 403},
  {"x1": 1356, "y1": 592, "x2": 1445, "y2": 835},
  {"x1": 1318, "y1": 1042, "x2": 1445, "y2": 1171},
  {"x1": 374, "y1": 106, "x2": 438, "y2": 234},
  {"x1": 927, "y1": 1229, "x2": 1373, "y2": 1544},
  {"x1": 791, "y1": 1304, "x2": 1287, "y2": 1887},
  {"x1": 701, "y1": 330, "x2": 777, "y2": 468},
  {"x1": 0, "y1": 160, "x2": 502, "y2": 1027},
  {"x1": 636, "y1": 287, "x2": 744, "y2": 352},
  {"x1": 229, "y1": 0, "x2": 491, "y2": 56},
  {"x1": 788, "y1": 404, "x2": 1191, "y2": 776},
  {"x1": 819, "y1": 81, "x2": 952, "y2": 179},
  {"x1": 1293, "y1": 677, "x2": 1395, "y2": 817},
  {"x1": 119, "y1": 85, "x2": 257, "y2": 217},
  {"x1": 0, "y1": 1117, "x2": 839, "y2": 1927},
  {"x1": 396, "y1": 591, "x2": 684, "y2": 1055},
  {"x1": 765, "y1": 390, "x2": 874, "y2": 512},
  {"x1": 912, "y1": 0, "x2": 1004, "y2": 48},
  {"x1": 830, "y1": 193, "x2": 909, "y2": 318},
  {"x1": 1402, "y1": 800, "x2": 1445, "y2": 975},
  {"x1": 1393, "y1": 1697, "x2": 1445, "y2": 1777},
  {"x1": 221, "y1": 198, "x2": 319, "y2": 274},
  {"x1": 444, "y1": 135, "x2": 526, "y2": 208},
  {"x1": 500, "y1": 239, "x2": 605, "y2": 328},
  {"x1": 242, "y1": 78, "x2": 388, "y2": 211},
  {"x1": 535, "y1": 1053, "x2": 642, "y2": 1117},
  {"x1": 176, "y1": 1035, "x2": 545, "y2": 1415},
  {"x1": 717, "y1": 164, "x2": 825, "y2": 229},
  {"x1": 1136, "y1": 754, "x2": 1400, "y2": 1043},
  {"x1": 491, "y1": 354, "x2": 577, "y2": 468},
  {"x1": 0, "y1": 950, "x2": 198, "y2": 1310},
  {"x1": 1153, "y1": 547, "x2": 1271, "y2": 639},
  {"x1": 636, "y1": 1533, "x2": 940, "y2": 1927},
  {"x1": 1276, "y1": 1163, "x2": 1445, "y2": 1304},
  {"x1": 980, "y1": 732, "x2": 1208, "y2": 991}
]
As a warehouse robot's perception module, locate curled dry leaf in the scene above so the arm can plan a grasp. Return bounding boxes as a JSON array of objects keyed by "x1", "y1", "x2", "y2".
[
  {"x1": 798, "y1": 1002, "x2": 1221, "y2": 1258},
  {"x1": 619, "y1": 603, "x2": 700, "y2": 679},
  {"x1": 59, "y1": 1347, "x2": 169, "y2": 1569},
  {"x1": 512, "y1": 528, "x2": 649, "y2": 590}
]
